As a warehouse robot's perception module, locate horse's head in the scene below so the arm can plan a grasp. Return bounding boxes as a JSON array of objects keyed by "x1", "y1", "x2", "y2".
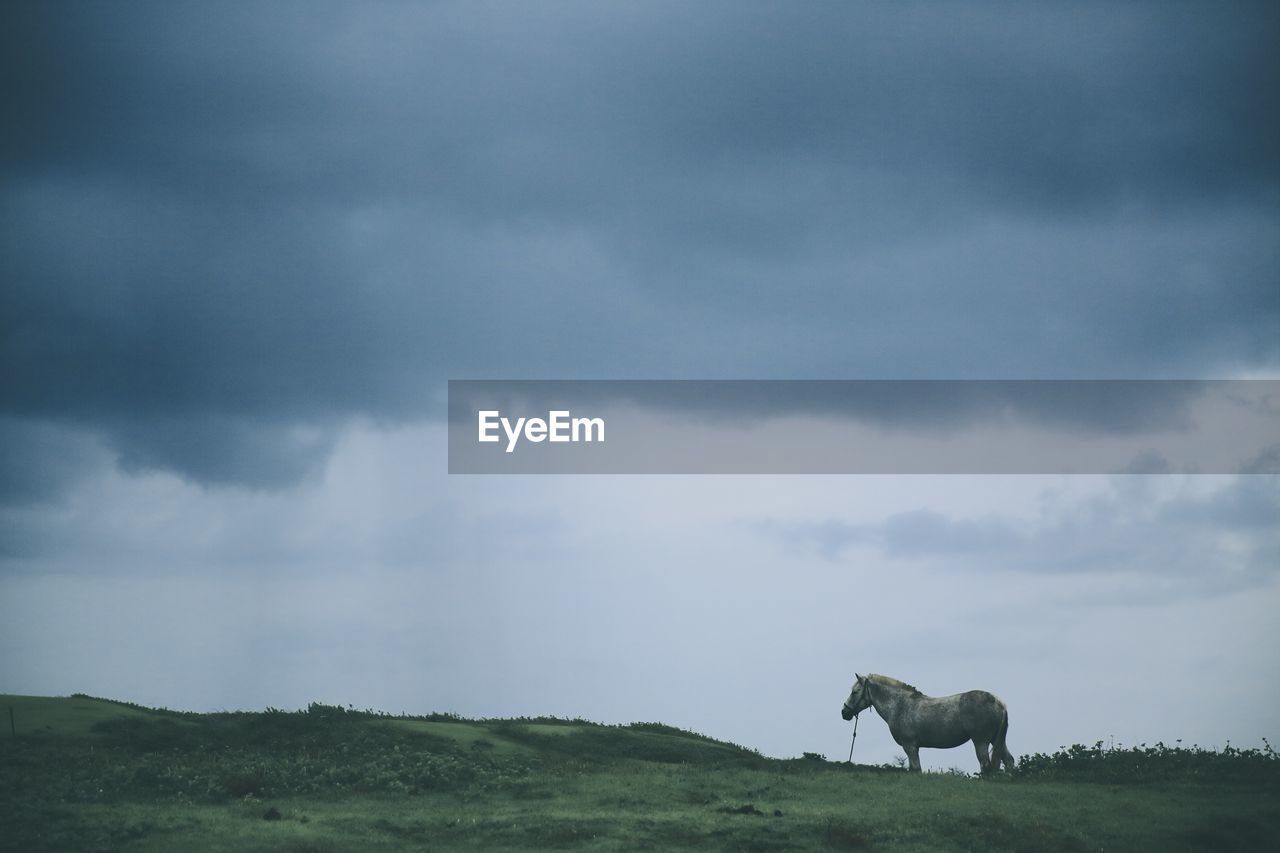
[{"x1": 841, "y1": 673, "x2": 873, "y2": 720}]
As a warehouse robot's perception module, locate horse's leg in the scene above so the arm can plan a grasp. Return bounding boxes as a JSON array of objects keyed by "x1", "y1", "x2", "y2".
[
  {"x1": 972, "y1": 739, "x2": 992, "y2": 774},
  {"x1": 904, "y1": 744, "x2": 921, "y2": 772}
]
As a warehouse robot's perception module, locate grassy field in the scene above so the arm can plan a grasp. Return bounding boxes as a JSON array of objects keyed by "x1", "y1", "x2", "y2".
[{"x1": 1, "y1": 694, "x2": 1276, "y2": 852}]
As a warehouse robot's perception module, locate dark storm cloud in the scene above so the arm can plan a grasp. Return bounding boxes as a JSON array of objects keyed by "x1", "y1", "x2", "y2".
[
  {"x1": 0, "y1": 419, "x2": 105, "y2": 506},
  {"x1": 2, "y1": 1, "x2": 1278, "y2": 487},
  {"x1": 109, "y1": 415, "x2": 339, "y2": 489}
]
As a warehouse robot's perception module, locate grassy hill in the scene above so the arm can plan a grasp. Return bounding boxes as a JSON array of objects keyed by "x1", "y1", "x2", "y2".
[{"x1": 1, "y1": 694, "x2": 1276, "y2": 852}]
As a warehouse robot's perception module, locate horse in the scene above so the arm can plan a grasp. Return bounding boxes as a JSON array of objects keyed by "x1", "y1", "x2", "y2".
[{"x1": 841, "y1": 673, "x2": 1015, "y2": 773}]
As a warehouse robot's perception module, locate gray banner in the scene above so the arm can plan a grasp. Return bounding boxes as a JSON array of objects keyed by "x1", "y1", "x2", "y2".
[{"x1": 447, "y1": 380, "x2": 1279, "y2": 474}]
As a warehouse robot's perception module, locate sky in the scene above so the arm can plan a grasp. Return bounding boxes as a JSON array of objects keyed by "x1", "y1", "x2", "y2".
[{"x1": 1, "y1": 1, "x2": 1278, "y2": 768}]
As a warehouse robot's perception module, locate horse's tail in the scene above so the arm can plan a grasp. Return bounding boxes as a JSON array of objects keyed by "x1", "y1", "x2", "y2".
[{"x1": 994, "y1": 706, "x2": 1016, "y2": 771}]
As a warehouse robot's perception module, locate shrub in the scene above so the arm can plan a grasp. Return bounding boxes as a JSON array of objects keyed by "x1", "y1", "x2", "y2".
[{"x1": 1015, "y1": 739, "x2": 1280, "y2": 785}]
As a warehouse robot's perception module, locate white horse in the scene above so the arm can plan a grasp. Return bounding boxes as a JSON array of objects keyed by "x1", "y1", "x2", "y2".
[{"x1": 841, "y1": 673, "x2": 1015, "y2": 773}]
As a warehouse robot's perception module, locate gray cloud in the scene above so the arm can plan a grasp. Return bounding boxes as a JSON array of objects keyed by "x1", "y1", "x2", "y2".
[
  {"x1": 761, "y1": 476, "x2": 1280, "y2": 598},
  {"x1": 1119, "y1": 450, "x2": 1175, "y2": 475},
  {"x1": 1240, "y1": 444, "x2": 1280, "y2": 475},
  {"x1": 1159, "y1": 474, "x2": 1280, "y2": 531},
  {"x1": 761, "y1": 510, "x2": 1024, "y2": 560},
  {"x1": 0, "y1": 418, "x2": 106, "y2": 506},
  {"x1": 109, "y1": 415, "x2": 340, "y2": 489}
]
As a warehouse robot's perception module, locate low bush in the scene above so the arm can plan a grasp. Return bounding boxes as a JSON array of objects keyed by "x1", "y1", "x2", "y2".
[{"x1": 1015, "y1": 739, "x2": 1280, "y2": 785}]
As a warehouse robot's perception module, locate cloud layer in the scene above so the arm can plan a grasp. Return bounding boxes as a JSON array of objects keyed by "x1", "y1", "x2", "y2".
[{"x1": 3, "y1": 1, "x2": 1278, "y2": 486}]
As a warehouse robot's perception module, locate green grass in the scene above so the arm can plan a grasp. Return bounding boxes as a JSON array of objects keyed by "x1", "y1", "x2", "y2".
[
  {"x1": 383, "y1": 719, "x2": 533, "y2": 753},
  {"x1": 1, "y1": 694, "x2": 183, "y2": 737},
  {"x1": 1, "y1": 694, "x2": 1276, "y2": 852}
]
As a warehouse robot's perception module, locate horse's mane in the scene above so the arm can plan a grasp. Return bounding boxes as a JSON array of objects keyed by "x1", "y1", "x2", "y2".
[{"x1": 867, "y1": 674, "x2": 923, "y2": 696}]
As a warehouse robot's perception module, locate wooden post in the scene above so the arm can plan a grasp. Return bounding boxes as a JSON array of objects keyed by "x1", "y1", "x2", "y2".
[{"x1": 8, "y1": 705, "x2": 14, "y2": 738}]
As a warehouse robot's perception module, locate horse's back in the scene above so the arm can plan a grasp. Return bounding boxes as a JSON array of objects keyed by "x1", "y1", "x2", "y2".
[
  {"x1": 927, "y1": 689, "x2": 1006, "y2": 711},
  {"x1": 959, "y1": 689, "x2": 1006, "y2": 709}
]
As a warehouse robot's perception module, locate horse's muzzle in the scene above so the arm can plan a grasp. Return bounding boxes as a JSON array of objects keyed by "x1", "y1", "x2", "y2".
[{"x1": 841, "y1": 706, "x2": 853, "y2": 721}]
